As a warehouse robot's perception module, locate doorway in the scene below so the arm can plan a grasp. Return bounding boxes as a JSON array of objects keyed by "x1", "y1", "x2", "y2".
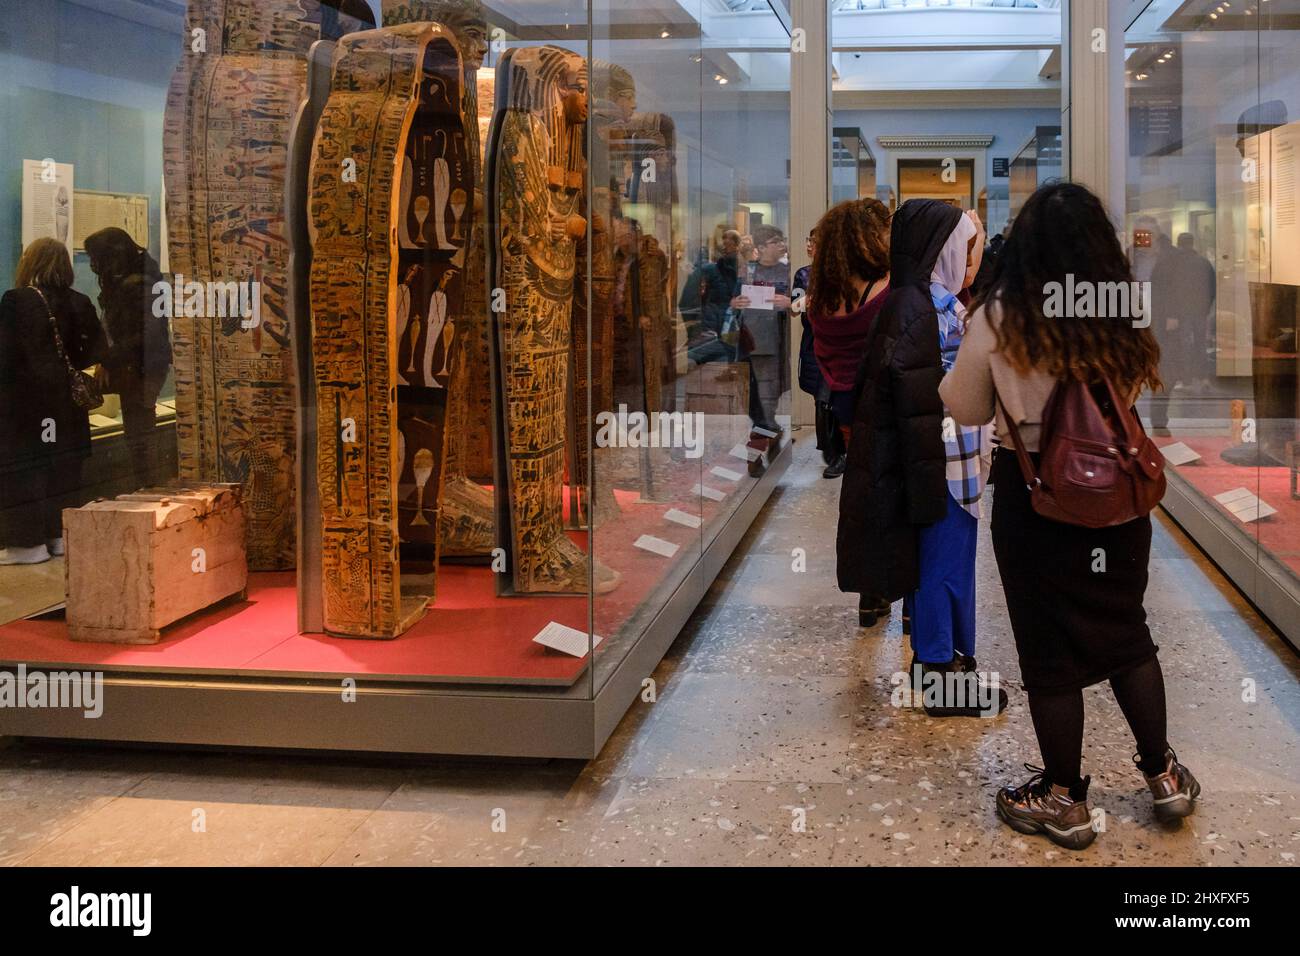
[{"x1": 897, "y1": 157, "x2": 974, "y2": 208}]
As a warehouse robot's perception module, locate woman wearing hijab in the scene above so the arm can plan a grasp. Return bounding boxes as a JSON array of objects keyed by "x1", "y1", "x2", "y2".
[
  {"x1": 836, "y1": 199, "x2": 1004, "y2": 716},
  {"x1": 900, "y1": 207, "x2": 1006, "y2": 717},
  {"x1": 84, "y1": 228, "x2": 172, "y2": 488},
  {"x1": 0, "y1": 238, "x2": 106, "y2": 564}
]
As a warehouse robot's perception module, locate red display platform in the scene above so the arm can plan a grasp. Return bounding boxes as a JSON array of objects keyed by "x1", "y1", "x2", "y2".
[
  {"x1": 0, "y1": 432, "x2": 768, "y2": 687},
  {"x1": 1158, "y1": 434, "x2": 1300, "y2": 574}
]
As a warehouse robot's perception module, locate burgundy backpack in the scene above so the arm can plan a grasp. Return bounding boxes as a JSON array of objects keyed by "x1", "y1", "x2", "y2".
[{"x1": 998, "y1": 377, "x2": 1165, "y2": 528}]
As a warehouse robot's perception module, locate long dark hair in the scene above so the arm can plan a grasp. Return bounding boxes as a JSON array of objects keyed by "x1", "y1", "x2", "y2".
[
  {"x1": 84, "y1": 228, "x2": 161, "y2": 287},
  {"x1": 976, "y1": 181, "x2": 1162, "y2": 395},
  {"x1": 807, "y1": 198, "x2": 890, "y2": 316},
  {"x1": 83, "y1": 227, "x2": 169, "y2": 375}
]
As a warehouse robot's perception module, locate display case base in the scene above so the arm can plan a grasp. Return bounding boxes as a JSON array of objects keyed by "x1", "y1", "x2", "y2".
[
  {"x1": 1159, "y1": 462, "x2": 1300, "y2": 655},
  {"x1": 0, "y1": 442, "x2": 792, "y2": 758}
]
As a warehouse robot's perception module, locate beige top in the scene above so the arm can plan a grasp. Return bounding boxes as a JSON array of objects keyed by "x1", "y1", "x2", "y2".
[{"x1": 939, "y1": 303, "x2": 1058, "y2": 452}]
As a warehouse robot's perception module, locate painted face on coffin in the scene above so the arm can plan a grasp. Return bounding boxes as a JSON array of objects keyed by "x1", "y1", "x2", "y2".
[{"x1": 561, "y1": 66, "x2": 589, "y2": 125}]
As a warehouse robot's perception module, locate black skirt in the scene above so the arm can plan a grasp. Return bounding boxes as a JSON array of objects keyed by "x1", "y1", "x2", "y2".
[{"x1": 989, "y1": 448, "x2": 1159, "y2": 693}]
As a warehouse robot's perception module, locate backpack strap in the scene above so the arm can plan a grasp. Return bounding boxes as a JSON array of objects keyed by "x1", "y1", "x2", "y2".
[
  {"x1": 995, "y1": 391, "x2": 1042, "y2": 492},
  {"x1": 1103, "y1": 375, "x2": 1144, "y2": 454}
]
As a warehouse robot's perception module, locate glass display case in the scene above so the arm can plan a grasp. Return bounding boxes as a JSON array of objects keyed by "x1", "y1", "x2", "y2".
[
  {"x1": 832, "y1": 127, "x2": 877, "y2": 204},
  {"x1": 1126, "y1": 0, "x2": 1300, "y2": 649},
  {"x1": 1008, "y1": 125, "x2": 1061, "y2": 222},
  {"x1": 0, "y1": 0, "x2": 792, "y2": 755}
]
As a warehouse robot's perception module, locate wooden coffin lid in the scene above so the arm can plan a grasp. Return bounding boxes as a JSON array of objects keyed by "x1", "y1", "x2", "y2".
[{"x1": 80, "y1": 484, "x2": 243, "y2": 529}]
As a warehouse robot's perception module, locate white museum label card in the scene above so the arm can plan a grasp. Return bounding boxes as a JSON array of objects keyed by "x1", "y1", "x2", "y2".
[
  {"x1": 1231, "y1": 499, "x2": 1277, "y2": 522},
  {"x1": 1214, "y1": 487, "x2": 1277, "y2": 522},
  {"x1": 711, "y1": 466, "x2": 743, "y2": 482},
  {"x1": 1160, "y1": 441, "x2": 1201, "y2": 466},
  {"x1": 22, "y1": 159, "x2": 73, "y2": 248},
  {"x1": 664, "y1": 508, "x2": 702, "y2": 529},
  {"x1": 730, "y1": 443, "x2": 761, "y2": 463},
  {"x1": 693, "y1": 483, "x2": 727, "y2": 502},
  {"x1": 1215, "y1": 487, "x2": 1253, "y2": 506},
  {"x1": 740, "y1": 283, "x2": 775, "y2": 310},
  {"x1": 532, "y1": 621, "x2": 602, "y2": 657},
  {"x1": 634, "y1": 534, "x2": 680, "y2": 558}
]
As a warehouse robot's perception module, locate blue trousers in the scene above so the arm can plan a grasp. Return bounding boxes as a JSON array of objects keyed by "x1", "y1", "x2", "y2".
[{"x1": 903, "y1": 491, "x2": 977, "y2": 664}]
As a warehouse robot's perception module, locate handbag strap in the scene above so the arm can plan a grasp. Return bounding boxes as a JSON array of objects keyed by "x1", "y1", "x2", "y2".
[
  {"x1": 29, "y1": 285, "x2": 79, "y2": 378},
  {"x1": 994, "y1": 391, "x2": 1041, "y2": 491}
]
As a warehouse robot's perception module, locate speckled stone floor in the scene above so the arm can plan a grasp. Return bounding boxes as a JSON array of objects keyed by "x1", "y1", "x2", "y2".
[{"x1": 2, "y1": 437, "x2": 1297, "y2": 866}]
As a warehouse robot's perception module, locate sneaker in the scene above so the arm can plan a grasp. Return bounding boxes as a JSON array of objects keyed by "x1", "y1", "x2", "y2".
[
  {"x1": 996, "y1": 765, "x2": 1097, "y2": 850},
  {"x1": 1139, "y1": 748, "x2": 1200, "y2": 822},
  {"x1": 909, "y1": 656, "x2": 1008, "y2": 717},
  {"x1": 823, "y1": 453, "x2": 847, "y2": 479},
  {"x1": 47, "y1": 537, "x2": 65, "y2": 557},
  {"x1": 0, "y1": 544, "x2": 51, "y2": 566}
]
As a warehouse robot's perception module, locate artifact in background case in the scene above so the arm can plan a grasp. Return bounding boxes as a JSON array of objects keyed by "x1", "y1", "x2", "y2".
[
  {"x1": 1231, "y1": 398, "x2": 1247, "y2": 445},
  {"x1": 617, "y1": 110, "x2": 681, "y2": 393},
  {"x1": 382, "y1": 1, "x2": 498, "y2": 559},
  {"x1": 487, "y1": 46, "x2": 621, "y2": 595},
  {"x1": 570, "y1": 61, "x2": 636, "y2": 528},
  {"x1": 309, "y1": 22, "x2": 470, "y2": 638},
  {"x1": 64, "y1": 485, "x2": 247, "y2": 645},
  {"x1": 606, "y1": 108, "x2": 680, "y2": 499},
  {"x1": 162, "y1": 0, "x2": 372, "y2": 571}
]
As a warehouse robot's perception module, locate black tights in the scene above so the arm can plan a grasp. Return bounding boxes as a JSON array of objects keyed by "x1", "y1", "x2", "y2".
[{"x1": 1026, "y1": 656, "x2": 1169, "y2": 789}]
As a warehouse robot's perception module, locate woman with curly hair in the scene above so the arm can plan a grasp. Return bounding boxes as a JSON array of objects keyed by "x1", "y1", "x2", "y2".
[
  {"x1": 807, "y1": 199, "x2": 891, "y2": 621},
  {"x1": 807, "y1": 199, "x2": 891, "y2": 441},
  {"x1": 943, "y1": 181, "x2": 1197, "y2": 850}
]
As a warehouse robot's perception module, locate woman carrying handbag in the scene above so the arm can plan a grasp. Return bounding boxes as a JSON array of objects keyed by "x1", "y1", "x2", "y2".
[{"x1": 0, "y1": 238, "x2": 106, "y2": 565}]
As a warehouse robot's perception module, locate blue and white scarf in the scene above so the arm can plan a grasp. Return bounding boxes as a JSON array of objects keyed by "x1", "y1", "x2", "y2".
[{"x1": 933, "y1": 283, "x2": 990, "y2": 519}]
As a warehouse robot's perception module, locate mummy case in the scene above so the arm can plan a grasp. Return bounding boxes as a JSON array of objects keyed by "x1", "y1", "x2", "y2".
[{"x1": 308, "y1": 22, "x2": 470, "y2": 637}]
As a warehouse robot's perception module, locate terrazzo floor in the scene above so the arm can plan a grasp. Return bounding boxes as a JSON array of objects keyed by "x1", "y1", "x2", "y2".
[{"x1": 2, "y1": 437, "x2": 1298, "y2": 866}]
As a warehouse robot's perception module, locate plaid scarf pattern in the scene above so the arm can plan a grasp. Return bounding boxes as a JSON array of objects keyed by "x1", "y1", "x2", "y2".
[{"x1": 934, "y1": 285, "x2": 988, "y2": 519}]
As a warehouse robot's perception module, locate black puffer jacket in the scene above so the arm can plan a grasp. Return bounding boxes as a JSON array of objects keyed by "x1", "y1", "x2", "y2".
[{"x1": 836, "y1": 199, "x2": 957, "y2": 600}]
